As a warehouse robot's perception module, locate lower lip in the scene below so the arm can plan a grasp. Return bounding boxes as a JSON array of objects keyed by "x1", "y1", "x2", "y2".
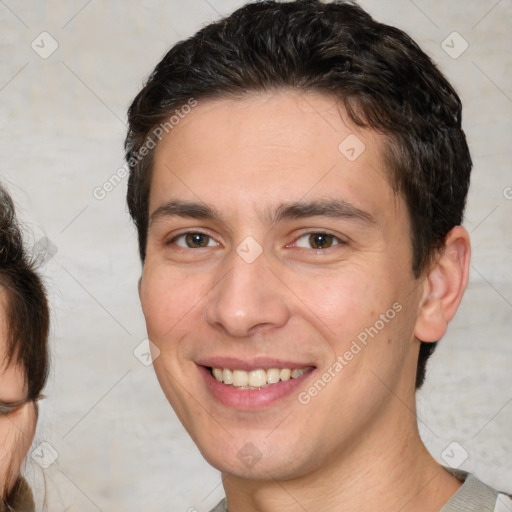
[{"x1": 199, "y1": 366, "x2": 315, "y2": 410}]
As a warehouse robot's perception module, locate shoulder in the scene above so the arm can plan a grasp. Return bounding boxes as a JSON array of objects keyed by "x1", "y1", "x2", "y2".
[
  {"x1": 209, "y1": 498, "x2": 229, "y2": 512},
  {"x1": 441, "y1": 469, "x2": 512, "y2": 512}
]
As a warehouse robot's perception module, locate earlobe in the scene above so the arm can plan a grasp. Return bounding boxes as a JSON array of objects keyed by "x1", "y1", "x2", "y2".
[{"x1": 414, "y1": 226, "x2": 471, "y2": 343}]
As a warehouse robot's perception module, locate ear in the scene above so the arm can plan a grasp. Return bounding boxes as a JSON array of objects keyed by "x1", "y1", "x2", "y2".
[
  {"x1": 137, "y1": 276, "x2": 142, "y2": 301},
  {"x1": 414, "y1": 226, "x2": 471, "y2": 342}
]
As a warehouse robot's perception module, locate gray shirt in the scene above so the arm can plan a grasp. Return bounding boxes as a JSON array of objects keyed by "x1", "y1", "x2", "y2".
[
  {"x1": 209, "y1": 471, "x2": 511, "y2": 512},
  {"x1": 441, "y1": 470, "x2": 511, "y2": 512}
]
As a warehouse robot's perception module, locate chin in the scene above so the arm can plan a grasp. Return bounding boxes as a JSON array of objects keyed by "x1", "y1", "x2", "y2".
[{"x1": 196, "y1": 433, "x2": 315, "y2": 482}]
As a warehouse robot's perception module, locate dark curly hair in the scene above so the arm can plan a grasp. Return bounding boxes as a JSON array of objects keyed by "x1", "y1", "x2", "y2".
[
  {"x1": 0, "y1": 184, "x2": 50, "y2": 507},
  {"x1": 124, "y1": 0, "x2": 472, "y2": 388}
]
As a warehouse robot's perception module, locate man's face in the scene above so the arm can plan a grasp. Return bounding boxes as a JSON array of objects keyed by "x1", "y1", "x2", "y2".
[{"x1": 140, "y1": 91, "x2": 425, "y2": 480}]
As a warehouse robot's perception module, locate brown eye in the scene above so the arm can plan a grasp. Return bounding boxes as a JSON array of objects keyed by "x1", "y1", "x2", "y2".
[
  {"x1": 308, "y1": 233, "x2": 338, "y2": 249},
  {"x1": 172, "y1": 232, "x2": 217, "y2": 248},
  {"x1": 185, "y1": 233, "x2": 210, "y2": 248},
  {"x1": 295, "y1": 232, "x2": 340, "y2": 249},
  {"x1": 309, "y1": 233, "x2": 334, "y2": 249}
]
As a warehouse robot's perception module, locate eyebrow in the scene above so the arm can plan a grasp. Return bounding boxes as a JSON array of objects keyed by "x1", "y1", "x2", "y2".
[
  {"x1": 149, "y1": 199, "x2": 375, "y2": 226},
  {"x1": 270, "y1": 199, "x2": 375, "y2": 225},
  {"x1": 150, "y1": 200, "x2": 223, "y2": 225}
]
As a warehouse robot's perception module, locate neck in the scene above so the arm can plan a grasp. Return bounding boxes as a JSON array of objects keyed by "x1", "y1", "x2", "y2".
[{"x1": 221, "y1": 400, "x2": 461, "y2": 512}]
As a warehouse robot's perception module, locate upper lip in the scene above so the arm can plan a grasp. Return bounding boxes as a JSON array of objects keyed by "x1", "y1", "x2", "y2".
[{"x1": 196, "y1": 356, "x2": 316, "y2": 372}]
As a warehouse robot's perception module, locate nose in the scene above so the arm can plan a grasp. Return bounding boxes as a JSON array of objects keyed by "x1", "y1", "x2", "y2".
[{"x1": 205, "y1": 247, "x2": 290, "y2": 338}]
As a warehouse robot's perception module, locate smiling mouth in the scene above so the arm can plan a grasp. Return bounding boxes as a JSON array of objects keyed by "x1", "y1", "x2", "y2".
[{"x1": 209, "y1": 366, "x2": 314, "y2": 390}]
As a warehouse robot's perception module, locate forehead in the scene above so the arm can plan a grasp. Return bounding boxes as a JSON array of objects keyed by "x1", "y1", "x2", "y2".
[{"x1": 150, "y1": 90, "x2": 398, "y2": 221}]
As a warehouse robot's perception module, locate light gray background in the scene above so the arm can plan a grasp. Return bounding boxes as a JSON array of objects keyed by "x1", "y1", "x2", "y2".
[{"x1": 1, "y1": 1, "x2": 511, "y2": 511}]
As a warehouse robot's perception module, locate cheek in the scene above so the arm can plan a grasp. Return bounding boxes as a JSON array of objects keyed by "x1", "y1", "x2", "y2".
[
  {"x1": 289, "y1": 266, "x2": 392, "y2": 338},
  {"x1": 0, "y1": 365, "x2": 27, "y2": 403},
  {"x1": 139, "y1": 264, "x2": 206, "y2": 341}
]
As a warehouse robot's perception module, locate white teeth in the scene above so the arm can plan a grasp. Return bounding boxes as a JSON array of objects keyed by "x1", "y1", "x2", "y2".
[
  {"x1": 232, "y1": 369, "x2": 249, "y2": 387},
  {"x1": 280, "y1": 368, "x2": 291, "y2": 381},
  {"x1": 249, "y1": 369, "x2": 267, "y2": 387},
  {"x1": 222, "y1": 368, "x2": 233, "y2": 385},
  {"x1": 211, "y1": 366, "x2": 310, "y2": 389},
  {"x1": 267, "y1": 368, "x2": 280, "y2": 384}
]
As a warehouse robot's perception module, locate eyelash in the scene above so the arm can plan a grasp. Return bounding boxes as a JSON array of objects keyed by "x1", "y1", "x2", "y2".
[{"x1": 167, "y1": 231, "x2": 345, "y2": 251}]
